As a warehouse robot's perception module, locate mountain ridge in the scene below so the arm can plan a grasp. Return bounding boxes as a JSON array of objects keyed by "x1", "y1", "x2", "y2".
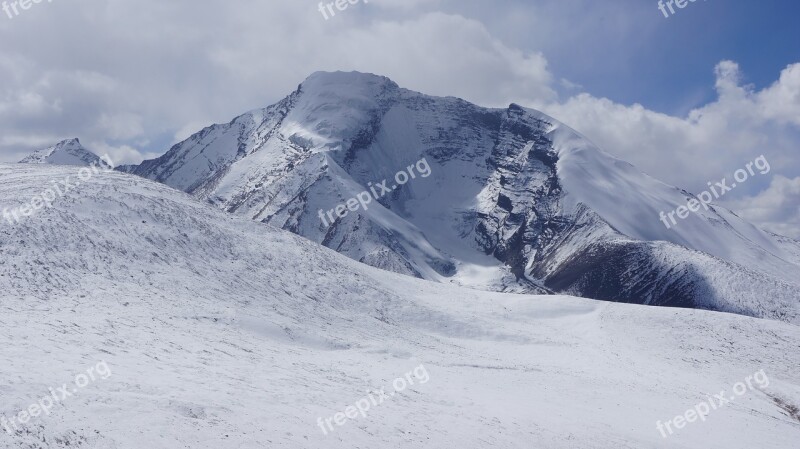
[
  {"x1": 117, "y1": 72, "x2": 800, "y2": 320},
  {"x1": 85, "y1": 71, "x2": 800, "y2": 321}
]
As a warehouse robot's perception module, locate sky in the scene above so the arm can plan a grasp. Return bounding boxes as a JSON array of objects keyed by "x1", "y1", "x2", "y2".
[{"x1": 0, "y1": 0, "x2": 798, "y2": 236}]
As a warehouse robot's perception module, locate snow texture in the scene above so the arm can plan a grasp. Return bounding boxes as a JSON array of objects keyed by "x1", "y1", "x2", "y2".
[{"x1": 1, "y1": 164, "x2": 799, "y2": 448}]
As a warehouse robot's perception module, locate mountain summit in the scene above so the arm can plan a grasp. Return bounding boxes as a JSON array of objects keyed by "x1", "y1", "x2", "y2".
[
  {"x1": 124, "y1": 71, "x2": 800, "y2": 322},
  {"x1": 19, "y1": 138, "x2": 111, "y2": 168}
]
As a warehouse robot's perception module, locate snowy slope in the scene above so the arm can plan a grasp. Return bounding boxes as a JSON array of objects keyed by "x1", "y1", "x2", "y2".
[
  {"x1": 0, "y1": 164, "x2": 798, "y2": 449},
  {"x1": 18, "y1": 138, "x2": 111, "y2": 168},
  {"x1": 125, "y1": 71, "x2": 800, "y2": 322},
  {"x1": 551, "y1": 125, "x2": 799, "y2": 285}
]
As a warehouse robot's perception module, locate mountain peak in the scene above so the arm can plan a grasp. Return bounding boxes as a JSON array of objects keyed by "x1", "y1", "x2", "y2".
[
  {"x1": 297, "y1": 71, "x2": 400, "y2": 104},
  {"x1": 301, "y1": 71, "x2": 398, "y2": 90},
  {"x1": 19, "y1": 138, "x2": 110, "y2": 168},
  {"x1": 124, "y1": 73, "x2": 800, "y2": 323}
]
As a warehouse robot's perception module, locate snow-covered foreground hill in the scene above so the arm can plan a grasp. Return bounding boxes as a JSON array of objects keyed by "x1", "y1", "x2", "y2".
[{"x1": 1, "y1": 164, "x2": 798, "y2": 448}]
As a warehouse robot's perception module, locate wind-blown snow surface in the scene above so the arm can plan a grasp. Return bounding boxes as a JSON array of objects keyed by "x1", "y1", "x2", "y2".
[
  {"x1": 126, "y1": 71, "x2": 800, "y2": 322},
  {"x1": 1, "y1": 164, "x2": 799, "y2": 448}
]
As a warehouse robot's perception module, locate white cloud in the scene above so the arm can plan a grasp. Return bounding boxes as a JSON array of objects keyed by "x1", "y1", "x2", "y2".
[
  {"x1": 89, "y1": 141, "x2": 161, "y2": 169},
  {"x1": 337, "y1": 13, "x2": 556, "y2": 107},
  {"x1": 97, "y1": 113, "x2": 145, "y2": 141},
  {"x1": 543, "y1": 61, "x2": 800, "y2": 200},
  {"x1": 724, "y1": 176, "x2": 800, "y2": 239},
  {"x1": 0, "y1": 1, "x2": 556, "y2": 162}
]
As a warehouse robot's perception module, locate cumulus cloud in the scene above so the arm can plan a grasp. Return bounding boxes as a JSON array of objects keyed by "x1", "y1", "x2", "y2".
[
  {"x1": 724, "y1": 176, "x2": 800, "y2": 239},
  {"x1": 544, "y1": 61, "x2": 800, "y2": 200}
]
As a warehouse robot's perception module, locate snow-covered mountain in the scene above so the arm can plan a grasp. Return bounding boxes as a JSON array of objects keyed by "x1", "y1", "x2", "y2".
[
  {"x1": 124, "y1": 71, "x2": 800, "y2": 323},
  {"x1": 18, "y1": 138, "x2": 111, "y2": 168},
  {"x1": 1, "y1": 164, "x2": 798, "y2": 448}
]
